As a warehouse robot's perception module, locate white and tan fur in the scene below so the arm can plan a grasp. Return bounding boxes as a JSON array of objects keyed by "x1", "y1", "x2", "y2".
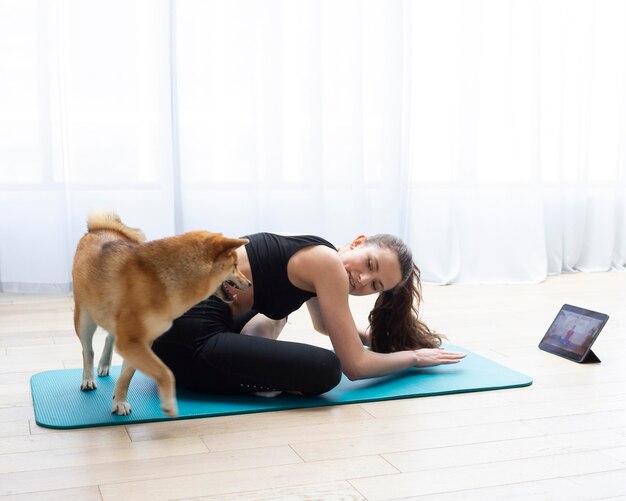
[{"x1": 72, "y1": 210, "x2": 250, "y2": 417}]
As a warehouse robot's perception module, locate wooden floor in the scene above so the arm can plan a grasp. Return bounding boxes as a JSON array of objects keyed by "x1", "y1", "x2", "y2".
[{"x1": 1, "y1": 271, "x2": 625, "y2": 500}]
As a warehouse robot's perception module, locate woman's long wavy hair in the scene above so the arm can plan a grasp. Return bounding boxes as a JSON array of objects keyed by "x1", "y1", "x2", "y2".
[{"x1": 366, "y1": 234, "x2": 443, "y2": 353}]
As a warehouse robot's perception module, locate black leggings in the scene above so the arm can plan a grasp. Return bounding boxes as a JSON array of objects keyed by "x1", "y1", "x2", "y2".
[{"x1": 152, "y1": 297, "x2": 342, "y2": 395}]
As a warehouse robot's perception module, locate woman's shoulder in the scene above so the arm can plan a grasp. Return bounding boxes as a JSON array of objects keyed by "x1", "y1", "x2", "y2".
[
  {"x1": 288, "y1": 244, "x2": 346, "y2": 293},
  {"x1": 290, "y1": 243, "x2": 342, "y2": 275},
  {"x1": 283, "y1": 237, "x2": 342, "y2": 293}
]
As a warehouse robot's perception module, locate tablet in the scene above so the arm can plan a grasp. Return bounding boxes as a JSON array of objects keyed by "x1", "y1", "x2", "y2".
[{"x1": 538, "y1": 304, "x2": 608, "y2": 363}]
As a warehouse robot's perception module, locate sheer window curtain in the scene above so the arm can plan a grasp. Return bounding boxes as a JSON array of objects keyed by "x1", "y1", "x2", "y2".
[
  {"x1": 0, "y1": 0, "x2": 624, "y2": 293},
  {"x1": 0, "y1": 0, "x2": 176, "y2": 292}
]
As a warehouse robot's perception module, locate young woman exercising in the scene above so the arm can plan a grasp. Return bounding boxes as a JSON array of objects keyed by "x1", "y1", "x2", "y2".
[{"x1": 151, "y1": 232, "x2": 466, "y2": 396}]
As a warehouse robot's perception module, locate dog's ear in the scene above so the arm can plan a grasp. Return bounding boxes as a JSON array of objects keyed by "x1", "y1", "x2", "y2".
[
  {"x1": 220, "y1": 237, "x2": 249, "y2": 252},
  {"x1": 207, "y1": 236, "x2": 249, "y2": 257}
]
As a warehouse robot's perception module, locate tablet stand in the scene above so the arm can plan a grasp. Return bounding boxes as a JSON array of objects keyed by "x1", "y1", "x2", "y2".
[{"x1": 579, "y1": 349, "x2": 601, "y2": 364}]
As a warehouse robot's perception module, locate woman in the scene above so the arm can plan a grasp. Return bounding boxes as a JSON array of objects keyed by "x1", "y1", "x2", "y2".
[{"x1": 152, "y1": 232, "x2": 465, "y2": 396}]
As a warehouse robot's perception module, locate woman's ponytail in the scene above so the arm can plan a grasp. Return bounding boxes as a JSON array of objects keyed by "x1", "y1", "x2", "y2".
[{"x1": 365, "y1": 236, "x2": 443, "y2": 352}]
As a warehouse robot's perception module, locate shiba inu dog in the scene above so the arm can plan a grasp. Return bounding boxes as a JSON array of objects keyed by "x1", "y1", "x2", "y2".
[{"x1": 72, "y1": 210, "x2": 250, "y2": 417}]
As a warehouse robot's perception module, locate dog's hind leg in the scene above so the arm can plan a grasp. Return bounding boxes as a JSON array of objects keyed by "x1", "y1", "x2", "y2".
[
  {"x1": 98, "y1": 333, "x2": 115, "y2": 377},
  {"x1": 74, "y1": 303, "x2": 98, "y2": 390}
]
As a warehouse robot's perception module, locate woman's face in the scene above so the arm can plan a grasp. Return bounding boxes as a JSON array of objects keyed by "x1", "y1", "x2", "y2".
[{"x1": 339, "y1": 240, "x2": 403, "y2": 296}]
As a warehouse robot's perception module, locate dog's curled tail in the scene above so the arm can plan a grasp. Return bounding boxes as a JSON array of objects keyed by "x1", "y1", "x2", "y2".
[{"x1": 86, "y1": 210, "x2": 146, "y2": 242}]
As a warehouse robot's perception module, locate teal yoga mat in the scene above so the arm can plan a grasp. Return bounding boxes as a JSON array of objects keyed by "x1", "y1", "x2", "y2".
[{"x1": 30, "y1": 345, "x2": 531, "y2": 429}]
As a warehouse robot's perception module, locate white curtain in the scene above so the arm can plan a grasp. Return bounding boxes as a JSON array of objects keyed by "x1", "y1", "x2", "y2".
[{"x1": 0, "y1": 0, "x2": 624, "y2": 292}]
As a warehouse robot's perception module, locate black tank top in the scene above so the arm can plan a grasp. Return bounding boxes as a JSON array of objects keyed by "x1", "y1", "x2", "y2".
[{"x1": 242, "y1": 233, "x2": 336, "y2": 320}]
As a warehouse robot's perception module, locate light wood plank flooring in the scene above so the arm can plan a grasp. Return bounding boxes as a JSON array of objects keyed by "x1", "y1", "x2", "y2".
[{"x1": 1, "y1": 271, "x2": 625, "y2": 500}]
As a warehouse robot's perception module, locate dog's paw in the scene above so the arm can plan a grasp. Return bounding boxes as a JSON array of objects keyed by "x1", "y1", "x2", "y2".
[
  {"x1": 161, "y1": 399, "x2": 179, "y2": 418},
  {"x1": 80, "y1": 379, "x2": 97, "y2": 391},
  {"x1": 112, "y1": 401, "x2": 132, "y2": 415},
  {"x1": 97, "y1": 364, "x2": 110, "y2": 377}
]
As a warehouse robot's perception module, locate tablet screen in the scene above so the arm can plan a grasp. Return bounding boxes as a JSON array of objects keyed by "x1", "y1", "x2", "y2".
[{"x1": 539, "y1": 304, "x2": 608, "y2": 362}]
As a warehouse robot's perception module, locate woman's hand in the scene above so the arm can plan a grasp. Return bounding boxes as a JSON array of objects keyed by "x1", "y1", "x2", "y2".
[{"x1": 413, "y1": 348, "x2": 467, "y2": 367}]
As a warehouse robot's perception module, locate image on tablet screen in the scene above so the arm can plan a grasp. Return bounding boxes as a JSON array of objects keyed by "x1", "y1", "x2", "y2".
[{"x1": 542, "y1": 309, "x2": 603, "y2": 356}]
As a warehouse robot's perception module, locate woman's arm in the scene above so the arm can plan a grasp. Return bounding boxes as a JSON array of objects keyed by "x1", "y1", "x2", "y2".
[
  {"x1": 307, "y1": 298, "x2": 370, "y2": 346},
  {"x1": 299, "y1": 248, "x2": 464, "y2": 380},
  {"x1": 305, "y1": 298, "x2": 328, "y2": 334}
]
